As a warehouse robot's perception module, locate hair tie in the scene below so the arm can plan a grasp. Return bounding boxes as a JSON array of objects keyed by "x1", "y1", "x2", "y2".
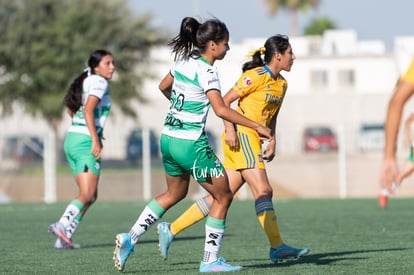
[
  {"x1": 246, "y1": 46, "x2": 266, "y2": 57},
  {"x1": 84, "y1": 67, "x2": 91, "y2": 76}
]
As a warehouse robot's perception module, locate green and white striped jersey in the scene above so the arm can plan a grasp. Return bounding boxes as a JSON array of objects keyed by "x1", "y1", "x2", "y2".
[
  {"x1": 162, "y1": 56, "x2": 221, "y2": 140},
  {"x1": 68, "y1": 74, "x2": 111, "y2": 137}
]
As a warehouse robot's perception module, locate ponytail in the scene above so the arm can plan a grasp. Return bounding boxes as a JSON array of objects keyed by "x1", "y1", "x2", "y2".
[
  {"x1": 168, "y1": 17, "x2": 229, "y2": 61},
  {"x1": 63, "y1": 71, "x2": 88, "y2": 113},
  {"x1": 168, "y1": 17, "x2": 200, "y2": 61},
  {"x1": 242, "y1": 47, "x2": 265, "y2": 72}
]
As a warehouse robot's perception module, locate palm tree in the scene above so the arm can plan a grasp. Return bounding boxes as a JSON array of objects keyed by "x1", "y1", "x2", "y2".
[{"x1": 263, "y1": 0, "x2": 321, "y2": 36}]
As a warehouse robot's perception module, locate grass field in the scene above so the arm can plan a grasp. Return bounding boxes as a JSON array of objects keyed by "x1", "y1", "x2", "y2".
[{"x1": 1, "y1": 198, "x2": 414, "y2": 274}]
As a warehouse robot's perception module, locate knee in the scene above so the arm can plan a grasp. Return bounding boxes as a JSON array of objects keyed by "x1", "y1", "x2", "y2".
[
  {"x1": 216, "y1": 189, "x2": 234, "y2": 205},
  {"x1": 168, "y1": 189, "x2": 188, "y2": 201},
  {"x1": 80, "y1": 193, "x2": 97, "y2": 207},
  {"x1": 89, "y1": 193, "x2": 98, "y2": 204},
  {"x1": 160, "y1": 189, "x2": 188, "y2": 206},
  {"x1": 254, "y1": 186, "x2": 273, "y2": 200}
]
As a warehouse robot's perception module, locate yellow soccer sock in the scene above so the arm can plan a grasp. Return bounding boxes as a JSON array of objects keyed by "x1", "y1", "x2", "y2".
[
  {"x1": 170, "y1": 197, "x2": 211, "y2": 236},
  {"x1": 255, "y1": 199, "x2": 283, "y2": 248}
]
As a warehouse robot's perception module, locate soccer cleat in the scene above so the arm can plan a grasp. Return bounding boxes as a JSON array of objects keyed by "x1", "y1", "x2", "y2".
[
  {"x1": 269, "y1": 244, "x2": 310, "y2": 262},
  {"x1": 54, "y1": 238, "x2": 80, "y2": 249},
  {"x1": 113, "y1": 233, "x2": 134, "y2": 272},
  {"x1": 48, "y1": 223, "x2": 74, "y2": 249},
  {"x1": 379, "y1": 182, "x2": 397, "y2": 210},
  {"x1": 378, "y1": 191, "x2": 389, "y2": 210},
  {"x1": 157, "y1": 222, "x2": 174, "y2": 260},
  {"x1": 199, "y1": 257, "x2": 243, "y2": 273}
]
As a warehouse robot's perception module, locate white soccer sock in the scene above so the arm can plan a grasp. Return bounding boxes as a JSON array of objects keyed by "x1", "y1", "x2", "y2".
[
  {"x1": 66, "y1": 218, "x2": 81, "y2": 239},
  {"x1": 58, "y1": 203, "x2": 82, "y2": 228},
  {"x1": 129, "y1": 206, "x2": 160, "y2": 245},
  {"x1": 202, "y1": 224, "x2": 224, "y2": 264}
]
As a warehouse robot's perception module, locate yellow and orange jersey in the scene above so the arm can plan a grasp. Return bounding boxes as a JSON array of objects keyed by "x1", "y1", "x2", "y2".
[{"x1": 232, "y1": 65, "x2": 287, "y2": 132}]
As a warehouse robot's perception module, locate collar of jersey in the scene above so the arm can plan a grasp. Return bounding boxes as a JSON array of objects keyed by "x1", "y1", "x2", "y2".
[
  {"x1": 263, "y1": 65, "x2": 275, "y2": 79},
  {"x1": 198, "y1": 56, "x2": 211, "y2": 65}
]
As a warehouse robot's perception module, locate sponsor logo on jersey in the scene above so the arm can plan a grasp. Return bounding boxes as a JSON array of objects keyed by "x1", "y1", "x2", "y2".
[
  {"x1": 242, "y1": 77, "x2": 252, "y2": 86},
  {"x1": 208, "y1": 77, "x2": 219, "y2": 85}
]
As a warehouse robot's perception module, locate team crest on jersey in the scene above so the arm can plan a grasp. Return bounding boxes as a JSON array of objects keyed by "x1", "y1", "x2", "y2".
[{"x1": 242, "y1": 77, "x2": 252, "y2": 87}]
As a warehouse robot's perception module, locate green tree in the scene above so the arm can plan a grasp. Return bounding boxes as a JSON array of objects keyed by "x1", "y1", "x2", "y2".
[
  {"x1": 0, "y1": 0, "x2": 168, "y2": 132},
  {"x1": 0, "y1": 0, "x2": 169, "y2": 201},
  {"x1": 262, "y1": 0, "x2": 321, "y2": 36},
  {"x1": 304, "y1": 16, "x2": 336, "y2": 35}
]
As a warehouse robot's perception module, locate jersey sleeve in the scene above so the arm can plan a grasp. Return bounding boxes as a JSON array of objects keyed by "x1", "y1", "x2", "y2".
[
  {"x1": 198, "y1": 66, "x2": 221, "y2": 93},
  {"x1": 170, "y1": 61, "x2": 176, "y2": 78},
  {"x1": 89, "y1": 75, "x2": 108, "y2": 99},
  {"x1": 232, "y1": 70, "x2": 259, "y2": 98},
  {"x1": 401, "y1": 59, "x2": 414, "y2": 85}
]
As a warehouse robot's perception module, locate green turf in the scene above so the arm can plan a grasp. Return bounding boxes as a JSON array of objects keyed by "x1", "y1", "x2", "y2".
[{"x1": 1, "y1": 198, "x2": 413, "y2": 274}]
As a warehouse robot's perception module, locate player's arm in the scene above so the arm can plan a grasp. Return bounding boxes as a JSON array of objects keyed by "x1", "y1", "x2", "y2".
[
  {"x1": 263, "y1": 110, "x2": 278, "y2": 162},
  {"x1": 403, "y1": 112, "x2": 414, "y2": 146},
  {"x1": 159, "y1": 72, "x2": 173, "y2": 100},
  {"x1": 380, "y1": 80, "x2": 414, "y2": 188},
  {"x1": 83, "y1": 95, "x2": 102, "y2": 159},
  {"x1": 222, "y1": 89, "x2": 240, "y2": 148},
  {"x1": 207, "y1": 89, "x2": 271, "y2": 140},
  {"x1": 384, "y1": 80, "x2": 414, "y2": 159}
]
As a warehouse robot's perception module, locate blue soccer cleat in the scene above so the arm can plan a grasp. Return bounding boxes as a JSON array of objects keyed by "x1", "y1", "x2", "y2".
[
  {"x1": 113, "y1": 233, "x2": 134, "y2": 272},
  {"x1": 269, "y1": 244, "x2": 309, "y2": 262},
  {"x1": 157, "y1": 222, "x2": 174, "y2": 260},
  {"x1": 199, "y1": 257, "x2": 243, "y2": 273}
]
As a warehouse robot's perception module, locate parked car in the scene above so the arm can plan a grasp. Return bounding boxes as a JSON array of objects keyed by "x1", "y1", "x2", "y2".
[
  {"x1": 303, "y1": 126, "x2": 338, "y2": 152},
  {"x1": 2, "y1": 135, "x2": 44, "y2": 162},
  {"x1": 126, "y1": 128, "x2": 159, "y2": 163},
  {"x1": 358, "y1": 123, "x2": 384, "y2": 151}
]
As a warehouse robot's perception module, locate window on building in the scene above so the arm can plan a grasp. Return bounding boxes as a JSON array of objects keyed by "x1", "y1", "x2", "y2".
[
  {"x1": 310, "y1": 70, "x2": 328, "y2": 88},
  {"x1": 338, "y1": 69, "x2": 355, "y2": 87}
]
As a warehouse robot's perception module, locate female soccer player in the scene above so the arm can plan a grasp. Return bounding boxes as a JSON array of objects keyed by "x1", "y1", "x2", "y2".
[
  {"x1": 112, "y1": 17, "x2": 271, "y2": 273},
  {"x1": 157, "y1": 35, "x2": 310, "y2": 263},
  {"x1": 48, "y1": 49, "x2": 115, "y2": 248}
]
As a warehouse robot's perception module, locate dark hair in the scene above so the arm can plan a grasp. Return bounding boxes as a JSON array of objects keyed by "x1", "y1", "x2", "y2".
[
  {"x1": 168, "y1": 17, "x2": 229, "y2": 61},
  {"x1": 64, "y1": 49, "x2": 112, "y2": 113},
  {"x1": 242, "y1": 34, "x2": 290, "y2": 72}
]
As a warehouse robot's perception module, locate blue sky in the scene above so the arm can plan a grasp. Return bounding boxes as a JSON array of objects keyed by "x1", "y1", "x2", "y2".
[{"x1": 128, "y1": 0, "x2": 413, "y2": 51}]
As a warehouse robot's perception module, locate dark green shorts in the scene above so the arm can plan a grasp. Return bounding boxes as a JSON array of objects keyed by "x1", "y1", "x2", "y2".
[{"x1": 160, "y1": 133, "x2": 224, "y2": 183}]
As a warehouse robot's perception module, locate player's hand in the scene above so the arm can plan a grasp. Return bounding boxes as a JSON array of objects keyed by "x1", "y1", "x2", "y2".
[
  {"x1": 379, "y1": 158, "x2": 398, "y2": 191},
  {"x1": 224, "y1": 127, "x2": 239, "y2": 149},
  {"x1": 91, "y1": 140, "x2": 102, "y2": 160},
  {"x1": 256, "y1": 125, "x2": 272, "y2": 141},
  {"x1": 262, "y1": 137, "x2": 276, "y2": 162}
]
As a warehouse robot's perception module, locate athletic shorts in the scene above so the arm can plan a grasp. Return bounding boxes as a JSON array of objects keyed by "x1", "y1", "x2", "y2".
[
  {"x1": 222, "y1": 127, "x2": 265, "y2": 170},
  {"x1": 64, "y1": 132, "x2": 101, "y2": 176},
  {"x1": 160, "y1": 133, "x2": 224, "y2": 183}
]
